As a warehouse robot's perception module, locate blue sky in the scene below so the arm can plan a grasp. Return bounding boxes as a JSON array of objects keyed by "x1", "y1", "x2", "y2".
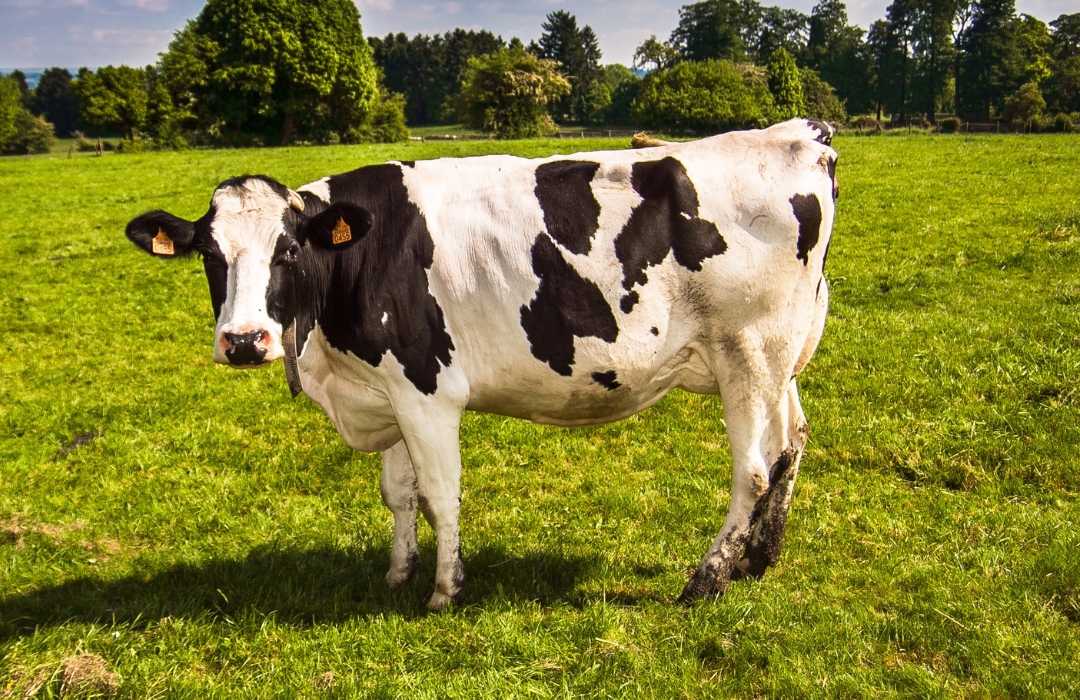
[{"x1": 1, "y1": 0, "x2": 1075, "y2": 70}]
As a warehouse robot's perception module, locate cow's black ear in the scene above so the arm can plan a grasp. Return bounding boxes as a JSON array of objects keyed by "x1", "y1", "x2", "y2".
[
  {"x1": 300, "y1": 202, "x2": 372, "y2": 250},
  {"x1": 126, "y1": 211, "x2": 197, "y2": 258}
]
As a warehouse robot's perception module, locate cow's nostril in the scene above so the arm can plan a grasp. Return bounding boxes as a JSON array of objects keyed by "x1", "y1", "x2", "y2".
[{"x1": 223, "y1": 331, "x2": 268, "y2": 366}]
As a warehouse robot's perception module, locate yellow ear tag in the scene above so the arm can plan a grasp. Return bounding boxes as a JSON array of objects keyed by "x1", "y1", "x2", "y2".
[
  {"x1": 331, "y1": 218, "x2": 352, "y2": 245},
  {"x1": 152, "y1": 229, "x2": 175, "y2": 255}
]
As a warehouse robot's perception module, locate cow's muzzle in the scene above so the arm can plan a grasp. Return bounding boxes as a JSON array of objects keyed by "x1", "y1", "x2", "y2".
[{"x1": 222, "y1": 330, "x2": 269, "y2": 367}]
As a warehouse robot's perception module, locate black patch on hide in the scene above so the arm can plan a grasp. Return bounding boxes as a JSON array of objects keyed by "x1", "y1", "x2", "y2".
[
  {"x1": 534, "y1": 160, "x2": 602, "y2": 255},
  {"x1": 292, "y1": 164, "x2": 455, "y2": 395},
  {"x1": 826, "y1": 155, "x2": 838, "y2": 200},
  {"x1": 791, "y1": 193, "x2": 822, "y2": 266},
  {"x1": 806, "y1": 120, "x2": 832, "y2": 145},
  {"x1": 591, "y1": 370, "x2": 621, "y2": 390},
  {"x1": 520, "y1": 234, "x2": 618, "y2": 376},
  {"x1": 613, "y1": 157, "x2": 727, "y2": 302}
]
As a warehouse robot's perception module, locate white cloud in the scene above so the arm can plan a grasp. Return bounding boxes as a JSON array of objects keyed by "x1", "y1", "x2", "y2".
[
  {"x1": 1, "y1": 0, "x2": 88, "y2": 9},
  {"x1": 355, "y1": 0, "x2": 395, "y2": 11},
  {"x1": 88, "y1": 27, "x2": 173, "y2": 46},
  {"x1": 122, "y1": 0, "x2": 170, "y2": 11}
]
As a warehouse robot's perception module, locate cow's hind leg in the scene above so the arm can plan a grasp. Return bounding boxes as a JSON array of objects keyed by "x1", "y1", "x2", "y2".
[
  {"x1": 381, "y1": 439, "x2": 421, "y2": 588},
  {"x1": 732, "y1": 379, "x2": 808, "y2": 580},
  {"x1": 679, "y1": 338, "x2": 797, "y2": 603}
]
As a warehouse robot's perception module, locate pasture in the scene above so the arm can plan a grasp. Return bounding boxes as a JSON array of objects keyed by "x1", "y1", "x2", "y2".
[{"x1": 1, "y1": 134, "x2": 1078, "y2": 698}]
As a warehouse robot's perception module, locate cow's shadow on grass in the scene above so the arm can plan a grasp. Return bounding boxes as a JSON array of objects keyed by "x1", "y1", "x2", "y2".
[{"x1": 0, "y1": 544, "x2": 610, "y2": 640}]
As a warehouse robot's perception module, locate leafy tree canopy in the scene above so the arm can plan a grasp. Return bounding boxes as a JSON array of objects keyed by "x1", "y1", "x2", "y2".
[
  {"x1": 767, "y1": 47, "x2": 804, "y2": 118},
  {"x1": 369, "y1": 29, "x2": 504, "y2": 125},
  {"x1": 801, "y1": 67, "x2": 848, "y2": 121},
  {"x1": 458, "y1": 47, "x2": 570, "y2": 138},
  {"x1": 161, "y1": 0, "x2": 380, "y2": 145},
  {"x1": 536, "y1": 11, "x2": 603, "y2": 122},
  {"x1": 0, "y1": 77, "x2": 23, "y2": 147},
  {"x1": 32, "y1": 68, "x2": 79, "y2": 137},
  {"x1": 633, "y1": 59, "x2": 776, "y2": 133},
  {"x1": 72, "y1": 65, "x2": 150, "y2": 141}
]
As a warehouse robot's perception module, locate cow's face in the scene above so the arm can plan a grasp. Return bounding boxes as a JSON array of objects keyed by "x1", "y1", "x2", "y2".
[{"x1": 125, "y1": 175, "x2": 372, "y2": 368}]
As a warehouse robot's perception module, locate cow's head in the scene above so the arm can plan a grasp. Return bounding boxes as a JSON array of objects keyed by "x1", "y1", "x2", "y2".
[{"x1": 125, "y1": 175, "x2": 372, "y2": 368}]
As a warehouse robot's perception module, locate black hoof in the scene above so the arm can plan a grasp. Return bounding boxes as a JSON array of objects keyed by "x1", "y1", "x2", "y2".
[
  {"x1": 729, "y1": 557, "x2": 769, "y2": 581},
  {"x1": 677, "y1": 566, "x2": 730, "y2": 604}
]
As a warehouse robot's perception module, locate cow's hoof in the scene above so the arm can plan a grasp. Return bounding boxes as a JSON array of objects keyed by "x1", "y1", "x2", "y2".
[
  {"x1": 427, "y1": 590, "x2": 460, "y2": 611},
  {"x1": 385, "y1": 552, "x2": 420, "y2": 588},
  {"x1": 729, "y1": 557, "x2": 768, "y2": 581},
  {"x1": 677, "y1": 566, "x2": 730, "y2": 604}
]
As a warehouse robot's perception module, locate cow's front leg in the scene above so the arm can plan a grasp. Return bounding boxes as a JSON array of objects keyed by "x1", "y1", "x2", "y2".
[
  {"x1": 381, "y1": 439, "x2": 420, "y2": 588},
  {"x1": 397, "y1": 409, "x2": 466, "y2": 611}
]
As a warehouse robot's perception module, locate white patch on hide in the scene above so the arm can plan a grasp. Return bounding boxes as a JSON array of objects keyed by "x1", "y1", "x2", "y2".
[{"x1": 297, "y1": 177, "x2": 331, "y2": 203}]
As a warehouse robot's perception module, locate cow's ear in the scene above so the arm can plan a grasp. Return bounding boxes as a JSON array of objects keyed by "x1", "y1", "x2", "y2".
[
  {"x1": 126, "y1": 211, "x2": 197, "y2": 258},
  {"x1": 299, "y1": 202, "x2": 372, "y2": 251}
]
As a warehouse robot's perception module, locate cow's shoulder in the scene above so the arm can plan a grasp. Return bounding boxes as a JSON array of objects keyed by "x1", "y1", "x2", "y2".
[{"x1": 296, "y1": 163, "x2": 455, "y2": 396}]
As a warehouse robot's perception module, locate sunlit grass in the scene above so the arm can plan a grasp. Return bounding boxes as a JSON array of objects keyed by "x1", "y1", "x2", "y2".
[{"x1": 1, "y1": 133, "x2": 1078, "y2": 697}]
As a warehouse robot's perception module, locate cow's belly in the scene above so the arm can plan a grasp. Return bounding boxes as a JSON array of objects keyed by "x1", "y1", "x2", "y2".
[{"x1": 465, "y1": 339, "x2": 720, "y2": 427}]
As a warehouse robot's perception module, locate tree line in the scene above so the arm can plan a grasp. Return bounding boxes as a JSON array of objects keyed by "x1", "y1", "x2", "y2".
[
  {"x1": 375, "y1": 0, "x2": 1078, "y2": 134},
  {"x1": 0, "y1": 0, "x2": 407, "y2": 154},
  {"x1": 662, "y1": 0, "x2": 1079, "y2": 127},
  {"x1": 1, "y1": 0, "x2": 1077, "y2": 155}
]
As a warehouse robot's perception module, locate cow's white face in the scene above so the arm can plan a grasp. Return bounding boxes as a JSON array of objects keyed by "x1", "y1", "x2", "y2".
[
  {"x1": 125, "y1": 175, "x2": 372, "y2": 368},
  {"x1": 204, "y1": 178, "x2": 304, "y2": 367}
]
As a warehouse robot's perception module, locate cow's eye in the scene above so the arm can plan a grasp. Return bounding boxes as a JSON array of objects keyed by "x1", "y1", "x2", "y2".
[{"x1": 284, "y1": 243, "x2": 300, "y2": 262}]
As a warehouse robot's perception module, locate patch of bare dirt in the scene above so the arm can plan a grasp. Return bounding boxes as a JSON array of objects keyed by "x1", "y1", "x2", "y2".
[
  {"x1": 60, "y1": 654, "x2": 118, "y2": 697},
  {"x1": 313, "y1": 671, "x2": 336, "y2": 690},
  {"x1": 0, "y1": 516, "x2": 86, "y2": 550}
]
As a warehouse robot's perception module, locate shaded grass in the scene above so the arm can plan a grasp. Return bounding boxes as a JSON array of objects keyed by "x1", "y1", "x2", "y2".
[{"x1": 0, "y1": 134, "x2": 1078, "y2": 697}]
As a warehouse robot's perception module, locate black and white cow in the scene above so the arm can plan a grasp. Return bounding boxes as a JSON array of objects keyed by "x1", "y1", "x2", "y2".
[{"x1": 125, "y1": 118, "x2": 838, "y2": 609}]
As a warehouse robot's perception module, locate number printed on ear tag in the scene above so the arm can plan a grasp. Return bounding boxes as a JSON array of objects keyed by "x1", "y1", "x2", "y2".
[
  {"x1": 332, "y1": 218, "x2": 352, "y2": 245},
  {"x1": 152, "y1": 229, "x2": 175, "y2": 255}
]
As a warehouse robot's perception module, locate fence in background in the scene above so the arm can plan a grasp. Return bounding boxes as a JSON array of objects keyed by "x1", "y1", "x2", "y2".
[{"x1": 409, "y1": 130, "x2": 640, "y2": 142}]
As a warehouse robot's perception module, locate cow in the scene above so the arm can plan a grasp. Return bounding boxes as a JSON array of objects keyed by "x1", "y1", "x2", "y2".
[{"x1": 123, "y1": 118, "x2": 838, "y2": 610}]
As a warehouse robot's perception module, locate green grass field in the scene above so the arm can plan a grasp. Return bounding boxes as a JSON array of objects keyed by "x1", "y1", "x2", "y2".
[{"x1": 1, "y1": 134, "x2": 1078, "y2": 698}]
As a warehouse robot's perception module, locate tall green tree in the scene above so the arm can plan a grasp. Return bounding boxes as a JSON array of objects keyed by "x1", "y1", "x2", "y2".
[
  {"x1": 910, "y1": 0, "x2": 959, "y2": 121},
  {"x1": 807, "y1": 0, "x2": 875, "y2": 114},
  {"x1": 883, "y1": 0, "x2": 916, "y2": 122},
  {"x1": 670, "y1": 0, "x2": 760, "y2": 62},
  {"x1": 369, "y1": 30, "x2": 505, "y2": 125},
  {"x1": 599, "y1": 64, "x2": 642, "y2": 125},
  {"x1": 801, "y1": 67, "x2": 849, "y2": 120},
  {"x1": 767, "y1": 47, "x2": 804, "y2": 118},
  {"x1": 160, "y1": 0, "x2": 380, "y2": 145},
  {"x1": 754, "y1": 6, "x2": 809, "y2": 62},
  {"x1": 633, "y1": 59, "x2": 776, "y2": 132},
  {"x1": 536, "y1": 11, "x2": 603, "y2": 123},
  {"x1": 7, "y1": 70, "x2": 32, "y2": 107},
  {"x1": 32, "y1": 68, "x2": 79, "y2": 137},
  {"x1": 72, "y1": 65, "x2": 150, "y2": 140},
  {"x1": 957, "y1": 0, "x2": 1023, "y2": 120},
  {"x1": 633, "y1": 36, "x2": 681, "y2": 72},
  {"x1": 0, "y1": 77, "x2": 22, "y2": 147},
  {"x1": 458, "y1": 47, "x2": 570, "y2": 137},
  {"x1": 1047, "y1": 13, "x2": 1080, "y2": 112}
]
